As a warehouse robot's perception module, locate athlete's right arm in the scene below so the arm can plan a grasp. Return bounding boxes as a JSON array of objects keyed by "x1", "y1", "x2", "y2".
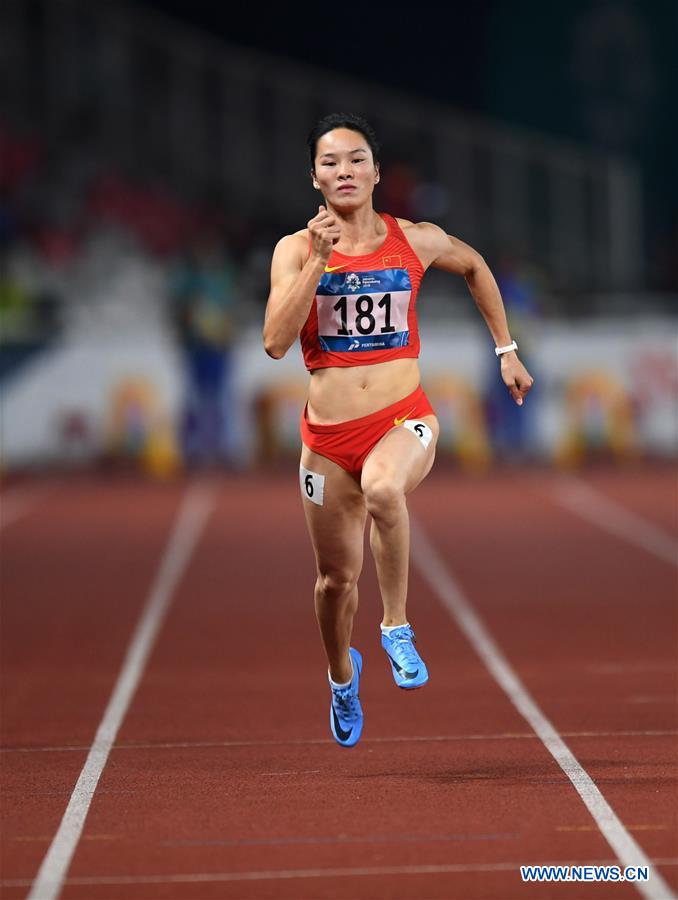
[{"x1": 263, "y1": 206, "x2": 340, "y2": 359}]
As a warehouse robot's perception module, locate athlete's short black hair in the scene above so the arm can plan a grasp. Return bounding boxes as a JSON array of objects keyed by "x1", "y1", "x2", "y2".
[{"x1": 307, "y1": 113, "x2": 380, "y2": 173}]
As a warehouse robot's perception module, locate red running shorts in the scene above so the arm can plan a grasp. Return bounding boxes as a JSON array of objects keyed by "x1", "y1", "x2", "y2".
[{"x1": 300, "y1": 384, "x2": 435, "y2": 480}]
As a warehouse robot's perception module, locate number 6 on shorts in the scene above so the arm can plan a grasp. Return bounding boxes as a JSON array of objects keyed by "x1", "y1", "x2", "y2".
[{"x1": 299, "y1": 466, "x2": 325, "y2": 506}]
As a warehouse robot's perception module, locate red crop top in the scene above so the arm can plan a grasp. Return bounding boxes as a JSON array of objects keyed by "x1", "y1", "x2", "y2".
[{"x1": 299, "y1": 213, "x2": 425, "y2": 371}]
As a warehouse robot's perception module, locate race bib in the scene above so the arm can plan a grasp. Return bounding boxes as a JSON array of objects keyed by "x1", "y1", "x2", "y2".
[
  {"x1": 299, "y1": 466, "x2": 325, "y2": 506},
  {"x1": 404, "y1": 419, "x2": 433, "y2": 449},
  {"x1": 315, "y1": 268, "x2": 411, "y2": 353}
]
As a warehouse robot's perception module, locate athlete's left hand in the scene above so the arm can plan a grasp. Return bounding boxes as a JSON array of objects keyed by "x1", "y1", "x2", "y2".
[{"x1": 500, "y1": 354, "x2": 534, "y2": 406}]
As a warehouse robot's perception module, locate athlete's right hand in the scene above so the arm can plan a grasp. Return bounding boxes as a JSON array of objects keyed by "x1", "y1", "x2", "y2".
[{"x1": 308, "y1": 205, "x2": 341, "y2": 264}]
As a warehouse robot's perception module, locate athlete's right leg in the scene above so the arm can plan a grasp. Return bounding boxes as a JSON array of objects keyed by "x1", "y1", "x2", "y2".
[{"x1": 299, "y1": 443, "x2": 367, "y2": 685}]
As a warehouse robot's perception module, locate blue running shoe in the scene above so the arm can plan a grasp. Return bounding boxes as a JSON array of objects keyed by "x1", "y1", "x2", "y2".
[
  {"x1": 381, "y1": 624, "x2": 429, "y2": 689},
  {"x1": 329, "y1": 648, "x2": 363, "y2": 747}
]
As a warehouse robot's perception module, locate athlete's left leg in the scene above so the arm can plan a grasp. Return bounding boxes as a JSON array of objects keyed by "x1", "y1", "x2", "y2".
[{"x1": 360, "y1": 414, "x2": 439, "y2": 626}]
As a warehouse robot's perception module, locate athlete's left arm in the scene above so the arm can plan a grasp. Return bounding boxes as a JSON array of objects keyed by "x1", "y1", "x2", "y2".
[{"x1": 416, "y1": 222, "x2": 534, "y2": 406}]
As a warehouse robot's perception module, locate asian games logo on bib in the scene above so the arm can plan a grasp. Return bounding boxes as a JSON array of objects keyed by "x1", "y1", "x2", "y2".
[{"x1": 346, "y1": 273, "x2": 361, "y2": 292}]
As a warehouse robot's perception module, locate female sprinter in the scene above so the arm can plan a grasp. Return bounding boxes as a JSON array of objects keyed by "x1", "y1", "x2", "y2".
[{"x1": 263, "y1": 113, "x2": 534, "y2": 747}]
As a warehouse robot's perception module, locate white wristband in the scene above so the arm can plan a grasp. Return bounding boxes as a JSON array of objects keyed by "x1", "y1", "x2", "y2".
[{"x1": 495, "y1": 340, "x2": 518, "y2": 357}]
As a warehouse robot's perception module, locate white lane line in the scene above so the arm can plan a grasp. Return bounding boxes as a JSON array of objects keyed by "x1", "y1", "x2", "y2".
[
  {"x1": 4, "y1": 858, "x2": 678, "y2": 888},
  {"x1": 0, "y1": 487, "x2": 48, "y2": 532},
  {"x1": 26, "y1": 483, "x2": 215, "y2": 900},
  {"x1": 409, "y1": 518, "x2": 676, "y2": 900},
  {"x1": 3, "y1": 729, "x2": 677, "y2": 753},
  {"x1": 551, "y1": 477, "x2": 677, "y2": 566}
]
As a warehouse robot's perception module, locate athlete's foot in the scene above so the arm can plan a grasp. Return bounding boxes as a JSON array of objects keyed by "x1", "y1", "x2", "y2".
[
  {"x1": 329, "y1": 648, "x2": 363, "y2": 747},
  {"x1": 381, "y1": 623, "x2": 429, "y2": 689}
]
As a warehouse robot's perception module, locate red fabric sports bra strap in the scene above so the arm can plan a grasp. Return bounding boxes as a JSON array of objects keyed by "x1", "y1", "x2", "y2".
[{"x1": 383, "y1": 212, "x2": 406, "y2": 242}]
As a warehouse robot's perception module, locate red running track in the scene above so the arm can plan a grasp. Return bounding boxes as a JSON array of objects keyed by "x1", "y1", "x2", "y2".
[{"x1": 1, "y1": 465, "x2": 676, "y2": 899}]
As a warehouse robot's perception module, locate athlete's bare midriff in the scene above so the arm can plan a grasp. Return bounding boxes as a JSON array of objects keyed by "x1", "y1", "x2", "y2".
[
  {"x1": 296, "y1": 216, "x2": 431, "y2": 425},
  {"x1": 306, "y1": 358, "x2": 421, "y2": 424}
]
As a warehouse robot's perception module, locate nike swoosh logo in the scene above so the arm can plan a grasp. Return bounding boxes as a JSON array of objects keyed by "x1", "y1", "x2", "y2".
[
  {"x1": 394, "y1": 407, "x2": 416, "y2": 426},
  {"x1": 324, "y1": 263, "x2": 349, "y2": 272},
  {"x1": 332, "y1": 706, "x2": 353, "y2": 741},
  {"x1": 386, "y1": 653, "x2": 419, "y2": 680}
]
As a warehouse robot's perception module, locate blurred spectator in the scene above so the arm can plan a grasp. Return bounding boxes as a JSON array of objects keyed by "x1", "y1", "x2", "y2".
[
  {"x1": 88, "y1": 173, "x2": 195, "y2": 257},
  {"x1": 0, "y1": 276, "x2": 31, "y2": 341},
  {"x1": 169, "y1": 231, "x2": 238, "y2": 466}
]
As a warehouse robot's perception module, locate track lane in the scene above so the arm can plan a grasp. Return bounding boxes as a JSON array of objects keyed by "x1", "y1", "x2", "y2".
[
  {"x1": 1, "y1": 479, "x2": 188, "y2": 889},
  {"x1": 55, "y1": 472, "x2": 669, "y2": 899},
  {"x1": 410, "y1": 470, "x2": 677, "y2": 894},
  {"x1": 570, "y1": 467, "x2": 676, "y2": 536},
  {"x1": 3, "y1": 469, "x2": 675, "y2": 899}
]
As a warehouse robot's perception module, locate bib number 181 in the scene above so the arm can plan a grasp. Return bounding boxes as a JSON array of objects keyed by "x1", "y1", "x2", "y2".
[{"x1": 333, "y1": 293, "x2": 396, "y2": 336}]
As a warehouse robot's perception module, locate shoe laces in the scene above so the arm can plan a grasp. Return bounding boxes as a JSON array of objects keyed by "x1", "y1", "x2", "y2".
[
  {"x1": 332, "y1": 684, "x2": 360, "y2": 719},
  {"x1": 389, "y1": 626, "x2": 419, "y2": 668}
]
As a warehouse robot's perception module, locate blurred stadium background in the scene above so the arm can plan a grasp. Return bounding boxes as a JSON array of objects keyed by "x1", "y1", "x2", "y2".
[{"x1": 1, "y1": 0, "x2": 676, "y2": 477}]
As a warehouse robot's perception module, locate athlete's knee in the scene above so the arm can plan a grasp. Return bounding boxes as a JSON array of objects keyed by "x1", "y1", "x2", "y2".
[
  {"x1": 362, "y1": 476, "x2": 405, "y2": 521},
  {"x1": 315, "y1": 569, "x2": 359, "y2": 603}
]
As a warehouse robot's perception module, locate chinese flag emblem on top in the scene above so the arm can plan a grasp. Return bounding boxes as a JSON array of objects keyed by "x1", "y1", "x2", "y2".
[{"x1": 382, "y1": 255, "x2": 402, "y2": 268}]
